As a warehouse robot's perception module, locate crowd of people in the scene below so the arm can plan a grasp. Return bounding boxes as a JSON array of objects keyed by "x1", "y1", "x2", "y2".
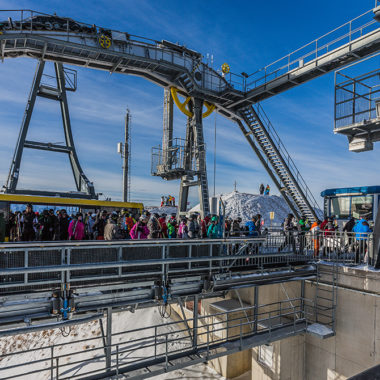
[
  {"x1": 160, "y1": 195, "x2": 175, "y2": 207},
  {"x1": 1, "y1": 204, "x2": 238, "y2": 242},
  {"x1": 0, "y1": 203, "x2": 372, "y2": 262},
  {"x1": 278, "y1": 213, "x2": 372, "y2": 261}
]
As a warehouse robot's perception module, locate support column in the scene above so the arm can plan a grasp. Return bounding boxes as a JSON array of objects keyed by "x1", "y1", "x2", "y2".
[
  {"x1": 5, "y1": 60, "x2": 45, "y2": 193},
  {"x1": 55, "y1": 62, "x2": 96, "y2": 197},
  {"x1": 191, "y1": 98, "x2": 210, "y2": 218},
  {"x1": 178, "y1": 115, "x2": 194, "y2": 218},
  {"x1": 253, "y1": 286, "x2": 259, "y2": 333},
  {"x1": 162, "y1": 88, "x2": 174, "y2": 171},
  {"x1": 106, "y1": 307, "x2": 112, "y2": 371},
  {"x1": 193, "y1": 294, "x2": 199, "y2": 348}
]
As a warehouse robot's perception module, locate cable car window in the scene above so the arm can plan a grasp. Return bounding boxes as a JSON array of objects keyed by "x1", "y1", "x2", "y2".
[
  {"x1": 330, "y1": 196, "x2": 350, "y2": 219},
  {"x1": 351, "y1": 196, "x2": 373, "y2": 220}
]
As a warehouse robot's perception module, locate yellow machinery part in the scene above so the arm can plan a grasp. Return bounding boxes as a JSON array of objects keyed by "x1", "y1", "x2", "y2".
[
  {"x1": 203, "y1": 102, "x2": 215, "y2": 118},
  {"x1": 99, "y1": 34, "x2": 112, "y2": 49},
  {"x1": 221, "y1": 63, "x2": 230, "y2": 74},
  {"x1": 170, "y1": 87, "x2": 215, "y2": 118}
]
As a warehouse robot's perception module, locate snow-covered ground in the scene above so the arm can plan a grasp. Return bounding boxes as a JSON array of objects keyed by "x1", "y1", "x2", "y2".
[
  {"x1": 0, "y1": 308, "x2": 224, "y2": 380},
  {"x1": 190, "y1": 190, "x2": 291, "y2": 225}
]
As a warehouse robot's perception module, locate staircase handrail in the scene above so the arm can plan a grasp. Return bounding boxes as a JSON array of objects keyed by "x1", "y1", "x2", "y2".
[{"x1": 254, "y1": 103, "x2": 323, "y2": 217}]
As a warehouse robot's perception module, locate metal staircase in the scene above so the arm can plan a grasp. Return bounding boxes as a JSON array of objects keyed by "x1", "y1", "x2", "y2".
[{"x1": 237, "y1": 103, "x2": 322, "y2": 222}]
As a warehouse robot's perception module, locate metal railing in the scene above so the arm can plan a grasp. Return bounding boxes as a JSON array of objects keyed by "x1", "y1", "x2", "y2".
[
  {"x1": 335, "y1": 69, "x2": 380, "y2": 129},
  {"x1": 253, "y1": 104, "x2": 323, "y2": 218},
  {"x1": 276, "y1": 230, "x2": 374, "y2": 266},
  {"x1": 0, "y1": 10, "x2": 230, "y2": 94},
  {"x1": 246, "y1": 8, "x2": 379, "y2": 92},
  {"x1": 0, "y1": 297, "x2": 308, "y2": 379},
  {"x1": 0, "y1": 237, "x2": 314, "y2": 293},
  {"x1": 151, "y1": 138, "x2": 204, "y2": 177}
]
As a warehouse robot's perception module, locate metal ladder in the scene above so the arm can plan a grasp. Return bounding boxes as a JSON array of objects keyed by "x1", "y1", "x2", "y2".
[
  {"x1": 314, "y1": 263, "x2": 338, "y2": 332},
  {"x1": 238, "y1": 103, "x2": 322, "y2": 222}
]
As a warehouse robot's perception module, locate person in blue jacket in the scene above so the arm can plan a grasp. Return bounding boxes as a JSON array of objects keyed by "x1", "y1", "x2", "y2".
[
  {"x1": 245, "y1": 216, "x2": 258, "y2": 237},
  {"x1": 352, "y1": 216, "x2": 371, "y2": 263},
  {"x1": 207, "y1": 216, "x2": 219, "y2": 239}
]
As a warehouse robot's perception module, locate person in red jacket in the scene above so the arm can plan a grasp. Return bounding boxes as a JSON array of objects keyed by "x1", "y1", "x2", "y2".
[
  {"x1": 159, "y1": 214, "x2": 168, "y2": 238},
  {"x1": 198, "y1": 215, "x2": 207, "y2": 238}
]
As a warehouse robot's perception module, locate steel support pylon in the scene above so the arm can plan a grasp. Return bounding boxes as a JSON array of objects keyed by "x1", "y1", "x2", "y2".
[
  {"x1": 4, "y1": 60, "x2": 96, "y2": 199},
  {"x1": 178, "y1": 98, "x2": 210, "y2": 219}
]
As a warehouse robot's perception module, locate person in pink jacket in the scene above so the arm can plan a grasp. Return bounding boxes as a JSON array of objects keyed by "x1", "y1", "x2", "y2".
[
  {"x1": 68, "y1": 213, "x2": 85, "y2": 241},
  {"x1": 130, "y1": 215, "x2": 150, "y2": 240}
]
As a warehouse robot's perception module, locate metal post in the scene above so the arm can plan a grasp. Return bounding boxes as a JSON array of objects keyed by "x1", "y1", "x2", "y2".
[
  {"x1": 50, "y1": 346, "x2": 54, "y2": 379},
  {"x1": 253, "y1": 286, "x2": 259, "y2": 333},
  {"x1": 192, "y1": 295, "x2": 199, "y2": 348},
  {"x1": 106, "y1": 307, "x2": 112, "y2": 372},
  {"x1": 122, "y1": 109, "x2": 131, "y2": 202},
  {"x1": 301, "y1": 280, "x2": 305, "y2": 321},
  {"x1": 162, "y1": 88, "x2": 174, "y2": 171}
]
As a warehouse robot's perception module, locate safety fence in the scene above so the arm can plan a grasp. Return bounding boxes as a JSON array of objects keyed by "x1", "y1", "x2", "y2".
[
  {"x1": 0, "y1": 297, "x2": 308, "y2": 379},
  {"x1": 0, "y1": 232, "x2": 373, "y2": 292},
  {"x1": 271, "y1": 231, "x2": 374, "y2": 266},
  {"x1": 335, "y1": 68, "x2": 380, "y2": 129},
  {"x1": 0, "y1": 238, "x2": 315, "y2": 294}
]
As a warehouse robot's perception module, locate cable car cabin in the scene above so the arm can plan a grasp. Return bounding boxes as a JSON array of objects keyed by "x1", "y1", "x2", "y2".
[
  {"x1": 321, "y1": 186, "x2": 380, "y2": 226},
  {"x1": 0, "y1": 194, "x2": 143, "y2": 236}
]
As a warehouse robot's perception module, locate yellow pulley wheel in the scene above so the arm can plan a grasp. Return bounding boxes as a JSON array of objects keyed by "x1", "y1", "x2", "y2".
[
  {"x1": 170, "y1": 87, "x2": 215, "y2": 118},
  {"x1": 221, "y1": 63, "x2": 230, "y2": 74},
  {"x1": 99, "y1": 34, "x2": 112, "y2": 49}
]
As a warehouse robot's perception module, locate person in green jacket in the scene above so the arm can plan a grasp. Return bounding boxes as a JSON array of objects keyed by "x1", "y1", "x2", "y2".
[
  {"x1": 207, "y1": 216, "x2": 219, "y2": 238},
  {"x1": 167, "y1": 218, "x2": 177, "y2": 239},
  {"x1": 0, "y1": 212, "x2": 5, "y2": 242}
]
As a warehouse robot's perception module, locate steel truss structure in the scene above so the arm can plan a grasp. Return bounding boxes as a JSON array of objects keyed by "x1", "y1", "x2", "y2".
[
  {"x1": 4, "y1": 60, "x2": 96, "y2": 198},
  {"x1": 1, "y1": 8, "x2": 380, "y2": 218}
]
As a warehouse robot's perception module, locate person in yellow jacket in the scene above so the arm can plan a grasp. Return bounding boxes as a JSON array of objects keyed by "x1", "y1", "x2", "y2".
[{"x1": 310, "y1": 220, "x2": 321, "y2": 257}]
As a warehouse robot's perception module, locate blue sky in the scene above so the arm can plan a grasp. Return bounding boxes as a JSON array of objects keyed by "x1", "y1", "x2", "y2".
[{"x1": 0, "y1": 0, "x2": 379, "y2": 207}]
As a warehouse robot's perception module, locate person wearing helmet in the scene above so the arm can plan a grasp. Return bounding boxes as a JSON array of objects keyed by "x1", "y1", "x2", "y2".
[
  {"x1": 207, "y1": 216, "x2": 219, "y2": 238},
  {"x1": 130, "y1": 215, "x2": 149, "y2": 240},
  {"x1": 104, "y1": 212, "x2": 123, "y2": 240},
  {"x1": 68, "y1": 213, "x2": 85, "y2": 240}
]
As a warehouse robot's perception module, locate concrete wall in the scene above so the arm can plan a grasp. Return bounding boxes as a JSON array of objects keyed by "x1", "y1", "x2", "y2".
[
  {"x1": 171, "y1": 265, "x2": 380, "y2": 379},
  {"x1": 248, "y1": 265, "x2": 380, "y2": 380}
]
